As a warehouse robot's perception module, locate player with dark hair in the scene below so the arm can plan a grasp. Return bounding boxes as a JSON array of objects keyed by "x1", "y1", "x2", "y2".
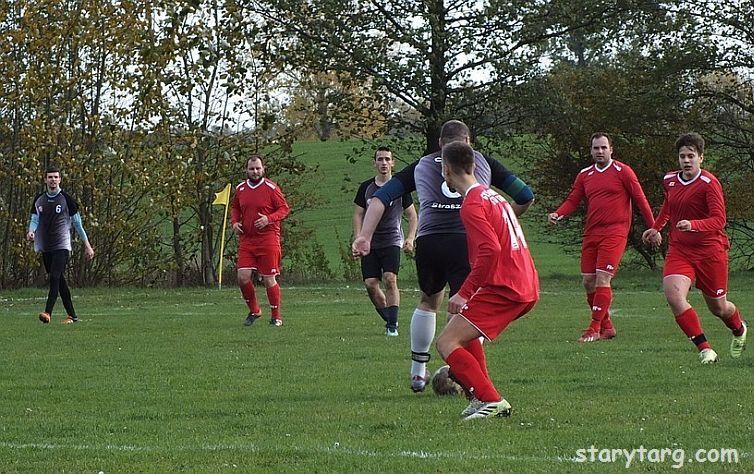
[
  {"x1": 352, "y1": 120, "x2": 535, "y2": 392},
  {"x1": 548, "y1": 132, "x2": 654, "y2": 342},
  {"x1": 27, "y1": 165, "x2": 95, "y2": 324},
  {"x1": 231, "y1": 154, "x2": 290, "y2": 327},
  {"x1": 435, "y1": 140, "x2": 539, "y2": 420},
  {"x1": 353, "y1": 146, "x2": 418, "y2": 336},
  {"x1": 642, "y1": 133, "x2": 747, "y2": 364}
]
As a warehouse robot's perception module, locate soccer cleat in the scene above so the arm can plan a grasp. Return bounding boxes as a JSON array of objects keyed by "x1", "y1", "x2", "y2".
[
  {"x1": 600, "y1": 327, "x2": 617, "y2": 339},
  {"x1": 244, "y1": 313, "x2": 260, "y2": 327},
  {"x1": 38, "y1": 312, "x2": 50, "y2": 324},
  {"x1": 62, "y1": 315, "x2": 78, "y2": 324},
  {"x1": 578, "y1": 328, "x2": 601, "y2": 343},
  {"x1": 410, "y1": 371, "x2": 430, "y2": 393},
  {"x1": 730, "y1": 321, "x2": 747, "y2": 359},
  {"x1": 460, "y1": 398, "x2": 484, "y2": 417},
  {"x1": 699, "y1": 348, "x2": 719, "y2": 365},
  {"x1": 385, "y1": 327, "x2": 398, "y2": 337},
  {"x1": 463, "y1": 399, "x2": 512, "y2": 420},
  {"x1": 270, "y1": 318, "x2": 283, "y2": 327}
]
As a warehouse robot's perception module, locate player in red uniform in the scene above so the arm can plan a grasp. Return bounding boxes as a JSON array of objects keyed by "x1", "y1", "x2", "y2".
[
  {"x1": 231, "y1": 155, "x2": 290, "y2": 327},
  {"x1": 548, "y1": 133, "x2": 654, "y2": 343},
  {"x1": 435, "y1": 141, "x2": 539, "y2": 420},
  {"x1": 642, "y1": 133, "x2": 746, "y2": 364}
]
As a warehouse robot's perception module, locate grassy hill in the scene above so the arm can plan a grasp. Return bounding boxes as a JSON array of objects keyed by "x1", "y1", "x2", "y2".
[{"x1": 288, "y1": 138, "x2": 580, "y2": 282}]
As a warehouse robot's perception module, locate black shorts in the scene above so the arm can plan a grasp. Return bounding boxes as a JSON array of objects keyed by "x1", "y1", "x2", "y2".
[
  {"x1": 42, "y1": 249, "x2": 70, "y2": 276},
  {"x1": 415, "y1": 234, "x2": 469, "y2": 297},
  {"x1": 361, "y1": 245, "x2": 401, "y2": 280}
]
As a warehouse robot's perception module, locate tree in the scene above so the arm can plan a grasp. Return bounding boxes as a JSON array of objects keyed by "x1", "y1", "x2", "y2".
[{"x1": 241, "y1": 0, "x2": 619, "y2": 154}]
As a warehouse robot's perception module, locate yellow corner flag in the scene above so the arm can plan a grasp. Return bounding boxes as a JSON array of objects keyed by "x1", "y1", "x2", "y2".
[
  {"x1": 213, "y1": 183, "x2": 231, "y2": 206},
  {"x1": 213, "y1": 183, "x2": 231, "y2": 289}
]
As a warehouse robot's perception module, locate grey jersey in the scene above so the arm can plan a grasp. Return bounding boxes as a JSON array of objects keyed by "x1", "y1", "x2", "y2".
[
  {"x1": 414, "y1": 150, "x2": 491, "y2": 237},
  {"x1": 354, "y1": 178, "x2": 413, "y2": 249},
  {"x1": 30, "y1": 190, "x2": 79, "y2": 252}
]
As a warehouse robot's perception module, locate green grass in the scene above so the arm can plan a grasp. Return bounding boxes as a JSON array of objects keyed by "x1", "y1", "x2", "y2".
[
  {"x1": 289, "y1": 138, "x2": 578, "y2": 280},
  {"x1": 2, "y1": 273, "x2": 753, "y2": 472}
]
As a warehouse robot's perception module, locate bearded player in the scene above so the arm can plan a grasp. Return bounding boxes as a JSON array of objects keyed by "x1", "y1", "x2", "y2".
[{"x1": 231, "y1": 154, "x2": 290, "y2": 327}]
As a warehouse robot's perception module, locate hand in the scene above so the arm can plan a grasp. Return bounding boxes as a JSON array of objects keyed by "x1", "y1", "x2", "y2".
[
  {"x1": 352, "y1": 236, "x2": 371, "y2": 258},
  {"x1": 84, "y1": 243, "x2": 95, "y2": 260},
  {"x1": 642, "y1": 228, "x2": 662, "y2": 248},
  {"x1": 26, "y1": 231, "x2": 35, "y2": 241},
  {"x1": 676, "y1": 220, "x2": 692, "y2": 232},
  {"x1": 232, "y1": 222, "x2": 244, "y2": 235},
  {"x1": 403, "y1": 238, "x2": 415, "y2": 254},
  {"x1": 448, "y1": 293, "x2": 467, "y2": 315},
  {"x1": 254, "y1": 213, "x2": 270, "y2": 230},
  {"x1": 547, "y1": 212, "x2": 562, "y2": 225}
]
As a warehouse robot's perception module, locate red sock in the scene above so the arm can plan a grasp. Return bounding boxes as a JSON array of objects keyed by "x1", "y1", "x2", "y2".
[
  {"x1": 721, "y1": 308, "x2": 744, "y2": 336},
  {"x1": 464, "y1": 338, "x2": 488, "y2": 378},
  {"x1": 675, "y1": 307, "x2": 711, "y2": 351},
  {"x1": 266, "y1": 284, "x2": 281, "y2": 319},
  {"x1": 588, "y1": 286, "x2": 611, "y2": 332},
  {"x1": 240, "y1": 282, "x2": 260, "y2": 314},
  {"x1": 446, "y1": 347, "x2": 500, "y2": 402},
  {"x1": 589, "y1": 292, "x2": 613, "y2": 330}
]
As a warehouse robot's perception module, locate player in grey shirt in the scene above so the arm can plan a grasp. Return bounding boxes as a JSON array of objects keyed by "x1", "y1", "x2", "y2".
[
  {"x1": 353, "y1": 120, "x2": 534, "y2": 392},
  {"x1": 353, "y1": 146, "x2": 417, "y2": 336},
  {"x1": 27, "y1": 166, "x2": 94, "y2": 324}
]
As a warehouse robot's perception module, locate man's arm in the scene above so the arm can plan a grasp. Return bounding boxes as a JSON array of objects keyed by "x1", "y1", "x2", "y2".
[
  {"x1": 403, "y1": 202, "x2": 418, "y2": 253},
  {"x1": 549, "y1": 173, "x2": 584, "y2": 223},
  {"x1": 353, "y1": 205, "x2": 365, "y2": 239},
  {"x1": 485, "y1": 154, "x2": 534, "y2": 216},
  {"x1": 352, "y1": 199, "x2": 386, "y2": 256},
  {"x1": 71, "y1": 213, "x2": 95, "y2": 260}
]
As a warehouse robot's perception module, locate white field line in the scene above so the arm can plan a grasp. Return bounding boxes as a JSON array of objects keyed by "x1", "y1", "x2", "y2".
[
  {"x1": 1, "y1": 441, "x2": 751, "y2": 465},
  {"x1": 0, "y1": 440, "x2": 571, "y2": 463}
]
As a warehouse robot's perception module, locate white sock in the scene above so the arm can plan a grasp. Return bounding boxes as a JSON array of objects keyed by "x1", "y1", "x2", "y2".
[{"x1": 410, "y1": 308, "x2": 436, "y2": 377}]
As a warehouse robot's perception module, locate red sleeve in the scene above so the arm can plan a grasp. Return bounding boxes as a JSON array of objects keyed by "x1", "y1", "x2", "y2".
[
  {"x1": 652, "y1": 195, "x2": 670, "y2": 232},
  {"x1": 267, "y1": 187, "x2": 290, "y2": 223},
  {"x1": 457, "y1": 203, "x2": 502, "y2": 300},
  {"x1": 554, "y1": 173, "x2": 585, "y2": 217},
  {"x1": 230, "y1": 189, "x2": 241, "y2": 225},
  {"x1": 690, "y1": 179, "x2": 726, "y2": 232},
  {"x1": 623, "y1": 167, "x2": 654, "y2": 228}
]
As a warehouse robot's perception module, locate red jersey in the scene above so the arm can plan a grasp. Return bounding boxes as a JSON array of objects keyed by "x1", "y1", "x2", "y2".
[
  {"x1": 652, "y1": 169, "x2": 728, "y2": 255},
  {"x1": 555, "y1": 160, "x2": 654, "y2": 237},
  {"x1": 230, "y1": 178, "x2": 290, "y2": 246},
  {"x1": 458, "y1": 184, "x2": 539, "y2": 302}
]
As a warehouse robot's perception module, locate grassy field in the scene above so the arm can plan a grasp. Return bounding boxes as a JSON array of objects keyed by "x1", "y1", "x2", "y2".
[{"x1": 1, "y1": 273, "x2": 753, "y2": 472}]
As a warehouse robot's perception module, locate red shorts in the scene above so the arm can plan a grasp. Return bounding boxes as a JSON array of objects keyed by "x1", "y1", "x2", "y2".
[
  {"x1": 237, "y1": 241, "x2": 281, "y2": 277},
  {"x1": 663, "y1": 247, "x2": 728, "y2": 298},
  {"x1": 458, "y1": 287, "x2": 537, "y2": 341},
  {"x1": 580, "y1": 233, "x2": 627, "y2": 276}
]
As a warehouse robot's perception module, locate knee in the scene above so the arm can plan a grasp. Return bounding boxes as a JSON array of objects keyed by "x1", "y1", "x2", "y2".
[
  {"x1": 237, "y1": 272, "x2": 251, "y2": 285},
  {"x1": 383, "y1": 274, "x2": 398, "y2": 290},
  {"x1": 263, "y1": 276, "x2": 277, "y2": 288}
]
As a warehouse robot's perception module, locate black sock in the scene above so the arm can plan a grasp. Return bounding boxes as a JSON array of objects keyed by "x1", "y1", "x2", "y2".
[
  {"x1": 376, "y1": 307, "x2": 388, "y2": 322},
  {"x1": 386, "y1": 305, "x2": 399, "y2": 329}
]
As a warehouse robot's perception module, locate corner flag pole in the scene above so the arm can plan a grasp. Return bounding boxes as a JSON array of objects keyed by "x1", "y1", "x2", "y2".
[{"x1": 213, "y1": 183, "x2": 232, "y2": 289}]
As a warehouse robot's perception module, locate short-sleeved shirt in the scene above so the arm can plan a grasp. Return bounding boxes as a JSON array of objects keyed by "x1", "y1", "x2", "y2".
[
  {"x1": 354, "y1": 178, "x2": 413, "y2": 249},
  {"x1": 30, "y1": 190, "x2": 80, "y2": 253}
]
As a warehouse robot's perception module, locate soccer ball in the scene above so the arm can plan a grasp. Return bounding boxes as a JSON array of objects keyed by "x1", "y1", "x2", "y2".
[{"x1": 431, "y1": 365, "x2": 463, "y2": 396}]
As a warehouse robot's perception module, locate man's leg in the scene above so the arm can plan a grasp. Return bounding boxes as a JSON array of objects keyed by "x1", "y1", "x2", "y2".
[
  {"x1": 383, "y1": 271, "x2": 400, "y2": 332},
  {"x1": 665, "y1": 275, "x2": 716, "y2": 363},
  {"x1": 44, "y1": 250, "x2": 69, "y2": 317},
  {"x1": 59, "y1": 275, "x2": 77, "y2": 322},
  {"x1": 263, "y1": 275, "x2": 282, "y2": 325},
  {"x1": 364, "y1": 277, "x2": 388, "y2": 322},
  {"x1": 409, "y1": 290, "x2": 443, "y2": 391},
  {"x1": 238, "y1": 267, "x2": 261, "y2": 326}
]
